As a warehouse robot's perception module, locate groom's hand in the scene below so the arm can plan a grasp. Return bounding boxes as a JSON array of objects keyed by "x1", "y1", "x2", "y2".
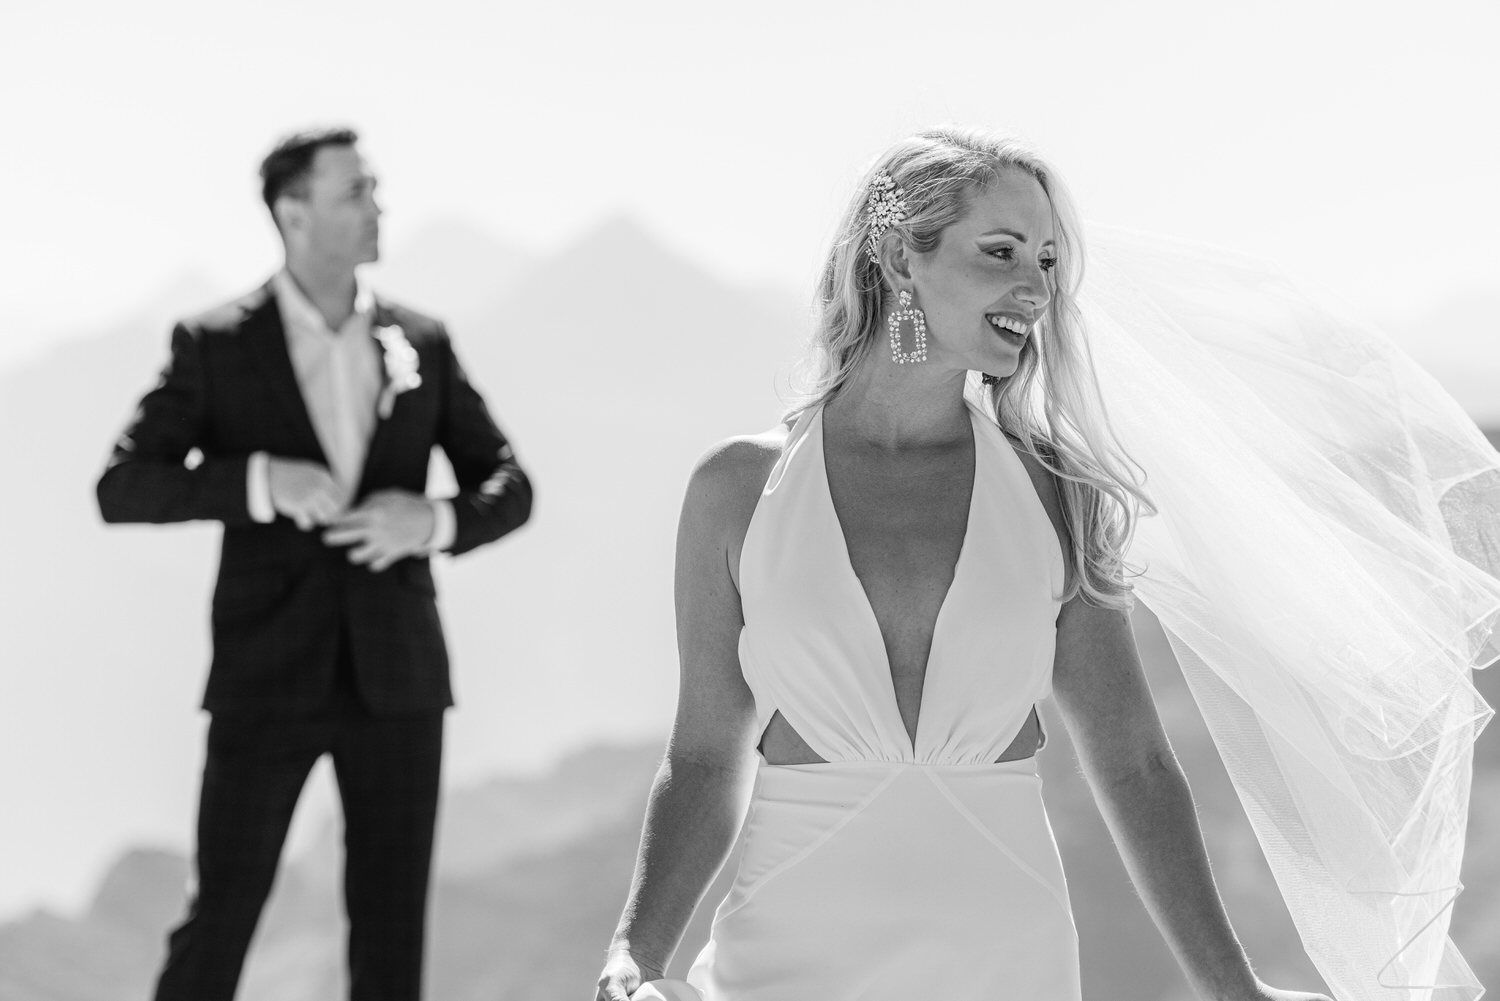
[
  {"x1": 323, "y1": 489, "x2": 435, "y2": 572},
  {"x1": 267, "y1": 457, "x2": 345, "y2": 530}
]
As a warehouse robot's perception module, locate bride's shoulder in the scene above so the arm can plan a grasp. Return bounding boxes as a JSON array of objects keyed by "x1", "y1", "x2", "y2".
[
  {"x1": 1006, "y1": 437, "x2": 1062, "y2": 504},
  {"x1": 675, "y1": 426, "x2": 789, "y2": 585},
  {"x1": 684, "y1": 424, "x2": 788, "y2": 512},
  {"x1": 1002, "y1": 432, "x2": 1074, "y2": 564}
]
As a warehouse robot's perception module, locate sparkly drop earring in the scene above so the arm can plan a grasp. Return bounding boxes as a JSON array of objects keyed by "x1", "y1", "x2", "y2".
[{"x1": 887, "y1": 290, "x2": 928, "y2": 365}]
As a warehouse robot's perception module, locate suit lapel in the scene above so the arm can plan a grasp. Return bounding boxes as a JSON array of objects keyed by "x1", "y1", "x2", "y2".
[
  {"x1": 356, "y1": 299, "x2": 399, "y2": 496},
  {"x1": 242, "y1": 283, "x2": 327, "y2": 463}
]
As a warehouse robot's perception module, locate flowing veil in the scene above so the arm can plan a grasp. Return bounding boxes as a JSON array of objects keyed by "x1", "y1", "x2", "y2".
[{"x1": 1076, "y1": 225, "x2": 1500, "y2": 1001}]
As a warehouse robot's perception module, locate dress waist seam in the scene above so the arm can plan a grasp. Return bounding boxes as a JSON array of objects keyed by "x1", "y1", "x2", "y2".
[{"x1": 757, "y1": 758, "x2": 1041, "y2": 771}]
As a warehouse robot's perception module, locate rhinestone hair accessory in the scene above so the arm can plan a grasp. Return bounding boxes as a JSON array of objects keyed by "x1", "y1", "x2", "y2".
[{"x1": 865, "y1": 169, "x2": 907, "y2": 262}]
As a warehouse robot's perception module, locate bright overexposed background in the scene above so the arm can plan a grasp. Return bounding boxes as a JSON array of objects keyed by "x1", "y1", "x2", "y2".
[
  {"x1": 2, "y1": 0, "x2": 1497, "y2": 920},
  {"x1": 6, "y1": 0, "x2": 1500, "y2": 365}
]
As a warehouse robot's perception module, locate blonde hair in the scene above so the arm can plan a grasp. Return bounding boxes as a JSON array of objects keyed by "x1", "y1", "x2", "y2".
[{"x1": 791, "y1": 125, "x2": 1153, "y2": 608}]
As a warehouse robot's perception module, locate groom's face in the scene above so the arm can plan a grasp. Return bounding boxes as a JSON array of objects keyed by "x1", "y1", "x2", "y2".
[{"x1": 284, "y1": 143, "x2": 382, "y2": 269}]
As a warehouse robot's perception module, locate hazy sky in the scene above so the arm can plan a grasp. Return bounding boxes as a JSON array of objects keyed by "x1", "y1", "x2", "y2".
[
  {"x1": 2, "y1": 0, "x2": 1497, "y2": 365},
  {"x1": 2, "y1": 0, "x2": 1498, "y2": 917}
]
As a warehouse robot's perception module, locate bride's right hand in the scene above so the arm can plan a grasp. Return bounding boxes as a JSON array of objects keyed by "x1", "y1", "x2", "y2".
[{"x1": 594, "y1": 948, "x2": 662, "y2": 1001}]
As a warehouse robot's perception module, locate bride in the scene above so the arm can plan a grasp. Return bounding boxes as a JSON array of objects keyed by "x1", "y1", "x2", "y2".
[{"x1": 594, "y1": 125, "x2": 1496, "y2": 1001}]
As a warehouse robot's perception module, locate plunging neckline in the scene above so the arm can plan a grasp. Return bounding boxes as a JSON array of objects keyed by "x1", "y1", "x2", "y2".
[{"x1": 817, "y1": 403, "x2": 981, "y2": 758}]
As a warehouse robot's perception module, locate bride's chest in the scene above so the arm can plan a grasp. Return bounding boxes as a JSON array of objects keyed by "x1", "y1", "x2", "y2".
[{"x1": 825, "y1": 460, "x2": 973, "y2": 625}]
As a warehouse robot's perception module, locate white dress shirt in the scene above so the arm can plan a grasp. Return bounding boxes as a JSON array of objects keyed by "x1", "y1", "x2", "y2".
[{"x1": 247, "y1": 270, "x2": 455, "y2": 552}]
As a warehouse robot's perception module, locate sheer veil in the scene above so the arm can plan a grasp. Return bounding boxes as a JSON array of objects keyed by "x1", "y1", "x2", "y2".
[{"x1": 1075, "y1": 224, "x2": 1500, "y2": 1001}]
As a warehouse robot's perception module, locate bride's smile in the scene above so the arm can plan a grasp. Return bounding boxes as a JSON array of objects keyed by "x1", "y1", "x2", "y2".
[
  {"x1": 890, "y1": 167, "x2": 1057, "y2": 381},
  {"x1": 598, "y1": 123, "x2": 1484, "y2": 1001}
]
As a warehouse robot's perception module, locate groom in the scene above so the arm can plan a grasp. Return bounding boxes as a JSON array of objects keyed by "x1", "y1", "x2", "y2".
[{"x1": 96, "y1": 127, "x2": 533, "y2": 1000}]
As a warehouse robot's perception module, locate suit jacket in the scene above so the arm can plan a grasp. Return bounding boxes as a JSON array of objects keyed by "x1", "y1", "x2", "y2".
[{"x1": 96, "y1": 280, "x2": 533, "y2": 715}]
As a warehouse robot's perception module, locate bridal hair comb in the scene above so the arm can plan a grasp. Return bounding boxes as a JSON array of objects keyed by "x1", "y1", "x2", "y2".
[{"x1": 865, "y1": 169, "x2": 907, "y2": 262}]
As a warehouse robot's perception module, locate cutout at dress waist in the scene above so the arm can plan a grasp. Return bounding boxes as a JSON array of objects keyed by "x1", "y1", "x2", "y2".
[{"x1": 757, "y1": 705, "x2": 1047, "y2": 765}]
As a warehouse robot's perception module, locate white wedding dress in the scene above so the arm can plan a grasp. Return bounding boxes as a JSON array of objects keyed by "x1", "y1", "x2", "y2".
[
  {"x1": 685, "y1": 401, "x2": 1081, "y2": 1000},
  {"x1": 644, "y1": 225, "x2": 1500, "y2": 1001}
]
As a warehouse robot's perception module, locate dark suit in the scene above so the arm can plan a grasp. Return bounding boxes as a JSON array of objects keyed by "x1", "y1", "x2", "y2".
[{"x1": 97, "y1": 280, "x2": 532, "y2": 999}]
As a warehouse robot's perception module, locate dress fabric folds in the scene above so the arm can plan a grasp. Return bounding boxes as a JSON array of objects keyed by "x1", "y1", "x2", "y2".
[{"x1": 687, "y1": 403, "x2": 1079, "y2": 1000}]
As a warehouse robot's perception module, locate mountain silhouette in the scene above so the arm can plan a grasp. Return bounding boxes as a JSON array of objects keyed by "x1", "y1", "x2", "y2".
[{"x1": 1, "y1": 219, "x2": 1497, "y2": 1000}]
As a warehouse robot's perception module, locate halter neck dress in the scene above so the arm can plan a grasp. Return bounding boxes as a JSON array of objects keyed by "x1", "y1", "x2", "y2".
[{"x1": 685, "y1": 400, "x2": 1080, "y2": 1000}]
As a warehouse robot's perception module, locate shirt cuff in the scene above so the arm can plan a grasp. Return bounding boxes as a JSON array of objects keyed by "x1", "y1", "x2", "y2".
[
  {"x1": 425, "y1": 498, "x2": 456, "y2": 554},
  {"x1": 246, "y1": 452, "x2": 275, "y2": 524}
]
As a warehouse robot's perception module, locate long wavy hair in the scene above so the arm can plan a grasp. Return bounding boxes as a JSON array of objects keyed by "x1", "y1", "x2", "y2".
[{"x1": 790, "y1": 125, "x2": 1153, "y2": 609}]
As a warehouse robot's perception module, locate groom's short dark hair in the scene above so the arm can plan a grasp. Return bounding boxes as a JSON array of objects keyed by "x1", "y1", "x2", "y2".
[{"x1": 259, "y1": 127, "x2": 360, "y2": 212}]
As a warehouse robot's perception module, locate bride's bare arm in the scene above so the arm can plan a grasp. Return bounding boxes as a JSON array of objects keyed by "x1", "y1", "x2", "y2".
[
  {"x1": 598, "y1": 436, "x2": 779, "y2": 998},
  {"x1": 1051, "y1": 600, "x2": 1330, "y2": 1001}
]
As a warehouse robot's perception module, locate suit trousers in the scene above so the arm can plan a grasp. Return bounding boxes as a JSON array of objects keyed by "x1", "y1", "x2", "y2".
[{"x1": 154, "y1": 637, "x2": 445, "y2": 1001}]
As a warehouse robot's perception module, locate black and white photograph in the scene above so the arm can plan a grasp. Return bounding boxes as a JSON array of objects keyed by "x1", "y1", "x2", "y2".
[{"x1": 1, "y1": 3, "x2": 1497, "y2": 1000}]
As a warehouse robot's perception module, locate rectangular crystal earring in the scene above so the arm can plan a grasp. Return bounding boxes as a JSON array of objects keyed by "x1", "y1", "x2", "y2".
[{"x1": 887, "y1": 290, "x2": 928, "y2": 365}]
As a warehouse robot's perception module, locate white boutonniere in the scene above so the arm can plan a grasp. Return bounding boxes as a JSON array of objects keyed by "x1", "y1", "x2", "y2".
[{"x1": 373, "y1": 324, "x2": 422, "y2": 419}]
